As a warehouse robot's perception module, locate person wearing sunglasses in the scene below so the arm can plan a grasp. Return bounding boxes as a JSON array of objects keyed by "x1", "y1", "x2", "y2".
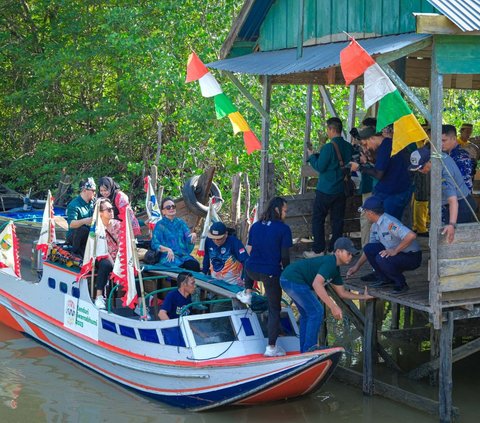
[
  {"x1": 150, "y1": 197, "x2": 200, "y2": 271},
  {"x1": 98, "y1": 176, "x2": 141, "y2": 237},
  {"x1": 66, "y1": 177, "x2": 96, "y2": 257},
  {"x1": 93, "y1": 198, "x2": 120, "y2": 309}
]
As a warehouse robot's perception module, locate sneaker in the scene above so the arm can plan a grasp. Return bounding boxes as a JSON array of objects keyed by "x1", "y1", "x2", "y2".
[
  {"x1": 236, "y1": 290, "x2": 252, "y2": 305},
  {"x1": 94, "y1": 296, "x2": 106, "y2": 310},
  {"x1": 360, "y1": 271, "x2": 379, "y2": 282},
  {"x1": 264, "y1": 345, "x2": 286, "y2": 357},
  {"x1": 370, "y1": 279, "x2": 394, "y2": 288},
  {"x1": 303, "y1": 250, "x2": 324, "y2": 259}
]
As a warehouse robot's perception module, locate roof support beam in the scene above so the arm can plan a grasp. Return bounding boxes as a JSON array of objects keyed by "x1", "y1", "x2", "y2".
[
  {"x1": 376, "y1": 36, "x2": 432, "y2": 66},
  {"x1": 259, "y1": 76, "x2": 272, "y2": 216},
  {"x1": 318, "y1": 85, "x2": 347, "y2": 139},
  {"x1": 222, "y1": 71, "x2": 270, "y2": 123},
  {"x1": 378, "y1": 63, "x2": 431, "y2": 122}
]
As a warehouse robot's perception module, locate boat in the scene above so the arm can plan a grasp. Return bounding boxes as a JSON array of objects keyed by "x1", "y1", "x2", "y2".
[{"x1": 0, "y1": 197, "x2": 343, "y2": 411}]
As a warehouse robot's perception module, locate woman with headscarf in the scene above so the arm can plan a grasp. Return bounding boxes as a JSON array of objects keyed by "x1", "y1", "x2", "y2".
[{"x1": 98, "y1": 176, "x2": 141, "y2": 237}]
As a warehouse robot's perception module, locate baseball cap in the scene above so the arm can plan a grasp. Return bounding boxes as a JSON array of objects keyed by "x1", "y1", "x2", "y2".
[
  {"x1": 208, "y1": 221, "x2": 227, "y2": 239},
  {"x1": 358, "y1": 196, "x2": 384, "y2": 213},
  {"x1": 334, "y1": 237, "x2": 359, "y2": 255},
  {"x1": 409, "y1": 147, "x2": 431, "y2": 171},
  {"x1": 357, "y1": 126, "x2": 382, "y2": 140}
]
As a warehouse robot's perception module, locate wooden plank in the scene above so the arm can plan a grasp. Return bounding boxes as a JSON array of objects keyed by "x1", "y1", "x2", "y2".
[
  {"x1": 436, "y1": 35, "x2": 480, "y2": 74},
  {"x1": 441, "y1": 288, "x2": 480, "y2": 302},
  {"x1": 363, "y1": 299, "x2": 375, "y2": 395},
  {"x1": 416, "y1": 13, "x2": 480, "y2": 35},
  {"x1": 438, "y1": 257, "x2": 480, "y2": 277},
  {"x1": 437, "y1": 241, "x2": 480, "y2": 259},
  {"x1": 438, "y1": 273, "x2": 480, "y2": 292}
]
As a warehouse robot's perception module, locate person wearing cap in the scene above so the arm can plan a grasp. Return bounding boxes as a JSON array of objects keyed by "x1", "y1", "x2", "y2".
[
  {"x1": 350, "y1": 126, "x2": 413, "y2": 220},
  {"x1": 304, "y1": 117, "x2": 354, "y2": 258},
  {"x1": 441, "y1": 124, "x2": 473, "y2": 192},
  {"x1": 347, "y1": 196, "x2": 422, "y2": 294},
  {"x1": 280, "y1": 237, "x2": 373, "y2": 353},
  {"x1": 202, "y1": 221, "x2": 249, "y2": 287},
  {"x1": 409, "y1": 145, "x2": 477, "y2": 243},
  {"x1": 66, "y1": 177, "x2": 96, "y2": 256}
]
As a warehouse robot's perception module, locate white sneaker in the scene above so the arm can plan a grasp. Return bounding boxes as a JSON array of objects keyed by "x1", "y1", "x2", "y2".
[
  {"x1": 236, "y1": 290, "x2": 252, "y2": 305},
  {"x1": 264, "y1": 345, "x2": 286, "y2": 357},
  {"x1": 302, "y1": 250, "x2": 324, "y2": 259},
  {"x1": 95, "y1": 296, "x2": 106, "y2": 310}
]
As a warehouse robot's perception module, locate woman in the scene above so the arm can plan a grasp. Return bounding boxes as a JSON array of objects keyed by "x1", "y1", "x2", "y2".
[
  {"x1": 98, "y1": 176, "x2": 141, "y2": 237},
  {"x1": 94, "y1": 198, "x2": 120, "y2": 310},
  {"x1": 237, "y1": 197, "x2": 293, "y2": 357},
  {"x1": 150, "y1": 197, "x2": 200, "y2": 271}
]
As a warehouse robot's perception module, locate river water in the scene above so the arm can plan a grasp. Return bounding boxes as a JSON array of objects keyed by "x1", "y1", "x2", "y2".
[{"x1": 0, "y1": 322, "x2": 477, "y2": 423}]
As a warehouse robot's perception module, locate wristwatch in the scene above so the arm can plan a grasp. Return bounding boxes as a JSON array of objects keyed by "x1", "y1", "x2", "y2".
[{"x1": 448, "y1": 222, "x2": 457, "y2": 228}]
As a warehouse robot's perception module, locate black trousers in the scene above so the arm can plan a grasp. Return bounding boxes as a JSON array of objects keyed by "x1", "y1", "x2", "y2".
[
  {"x1": 67, "y1": 225, "x2": 90, "y2": 257},
  {"x1": 312, "y1": 190, "x2": 346, "y2": 253},
  {"x1": 246, "y1": 269, "x2": 282, "y2": 346}
]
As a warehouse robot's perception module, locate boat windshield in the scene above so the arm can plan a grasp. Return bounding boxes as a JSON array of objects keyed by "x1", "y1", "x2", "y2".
[{"x1": 189, "y1": 317, "x2": 237, "y2": 346}]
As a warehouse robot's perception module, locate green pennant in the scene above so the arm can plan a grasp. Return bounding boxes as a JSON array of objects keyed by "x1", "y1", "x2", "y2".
[{"x1": 214, "y1": 93, "x2": 237, "y2": 119}]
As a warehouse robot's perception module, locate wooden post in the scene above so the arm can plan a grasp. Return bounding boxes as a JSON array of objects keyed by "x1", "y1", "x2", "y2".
[
  {"x1": 391, "y1": 303, "x2": 400, "y2": 329},
  {"x1": 259, "y1": 76, "x2": 271, "y2": 216},
  {"x1": 363, "y1": 299, "x2": 376, "y2": 395},
  {"x1": 301, "y1": 84, "x2": 313, "y2": 194},
  {"x1": 430, "y1": 327, "x2": 440, "y2": 386},
  {"x1": 231, "y1": 173, "x2": 242, "y2": 226},
  {"x1": 430, "y1": 36, "x2": 443, "y2": 330},
  {"x1": 439, "y1": 312, "x2": 454, "y2": 422}
]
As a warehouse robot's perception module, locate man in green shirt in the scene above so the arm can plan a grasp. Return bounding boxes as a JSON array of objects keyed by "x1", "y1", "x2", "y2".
[
  {"x1": 304, "y1": 117, "x2": 354, "y2": 258},
  {"x1": 281, "y1": 237, "x2": 372, "y2": 353}
]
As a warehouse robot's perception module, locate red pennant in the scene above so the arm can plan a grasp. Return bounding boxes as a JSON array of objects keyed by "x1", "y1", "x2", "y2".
[
  {"x1": 186, "y1": 52, "x2": 209, "y2": 83},
  {"x1": 243, "y1": 131, "x2": 261, "y2": 154},
  {"x1": 340, "y1": 38, "x2": 375, "y2": 85}
]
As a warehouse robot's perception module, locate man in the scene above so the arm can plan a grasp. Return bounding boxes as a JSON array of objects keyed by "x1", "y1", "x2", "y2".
[
  {"x1": 66, "y1": 178, "x2": 96, "y2": 256},
  {"x1": 347, "y1": 196, "x2": 422, "y2": 294},
  {"x1": 202, "y1": 221, "x2": 248, "y2": 287},
  {"x1": 158, "y1": 271, "x2": 195, "y2": 320},
  {"x1": 280, "y1": 237, "x2": 373, "y2": 353},
  {"x1": 409, "y1": 145, "x2": 477, "y2": 244},
  {"x1": 305, "y1": 117, "x2": 354, "y2": 258},
  {"x1": 350, "y1": 126, "x2": 412, "y2": 221},
  {"x1": 442, "y1": 124, "x2": 473, "y2": 192},
  {"x1": 457, "y1": 123, "x2": 479, "y2": 180}
]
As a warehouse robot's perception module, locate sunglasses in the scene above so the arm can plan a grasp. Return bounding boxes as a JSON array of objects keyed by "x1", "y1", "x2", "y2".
[
  {"x1": 101, "y1": 207, "x2": 114, "y2": 212},
  {"x1": 163, "y1": 204, "x2": 176, "y2": 210}
]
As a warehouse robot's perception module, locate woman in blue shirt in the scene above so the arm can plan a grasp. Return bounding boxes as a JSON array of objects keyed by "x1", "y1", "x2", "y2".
[
  {"x1": 237, "y1": 197, "x2": 293, "y2": 357},
  {"x1": 151, "y1": 197, "x2": 200, "y2": 271}
]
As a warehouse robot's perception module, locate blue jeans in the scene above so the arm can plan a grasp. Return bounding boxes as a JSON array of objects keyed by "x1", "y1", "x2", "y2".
[
  {"x1": 280, "y1": 278, "x2": 324, "y2": 353},
  {"x1": 374, "y1": 188, "x2": 412, "y2": 221}
]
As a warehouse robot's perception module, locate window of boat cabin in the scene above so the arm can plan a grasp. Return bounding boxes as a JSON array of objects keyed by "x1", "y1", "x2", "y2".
[
  {"x1": 258, "y1": 311, "x2": 296, "y2": 338},
  {"x1": 189, "y1": 317, "x2": 236, "y2": 346}
]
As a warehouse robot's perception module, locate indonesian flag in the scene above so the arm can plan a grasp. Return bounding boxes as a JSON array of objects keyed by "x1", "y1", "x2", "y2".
[
  {"x1": 144, "y1": 176, "x2": 162, "y2": 231},
  {"x1": 76, "y1": 202, "x2": 109, "y2": 281},
  {"x1": 0, "y1": 221, "x2": 21, "y2": 278},
  {"x1": 112, "y1": 206, "x2": 138, "y2": 308},
  {"x1": 197, "y1": 198, "x2": 221, "y2": 257},
  {"x1": 36, "y1": 190, "x2": 56, "y2": 260},
  {"x1": 340, "y1": 38, "x2": 427, "y2": 156}
]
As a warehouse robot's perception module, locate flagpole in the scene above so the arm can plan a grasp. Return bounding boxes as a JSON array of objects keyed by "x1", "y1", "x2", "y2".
[
  {"x1": 89, "y1": 205, "x2": 99, "y2": 299},
  {"x1": 128, "y1": 210, "x2": 147, "y2": 320}
]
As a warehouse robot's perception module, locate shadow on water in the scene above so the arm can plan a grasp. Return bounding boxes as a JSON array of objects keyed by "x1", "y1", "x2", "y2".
[{"x1": 0, "y1": 320, "x2": 477, "y2": 423}]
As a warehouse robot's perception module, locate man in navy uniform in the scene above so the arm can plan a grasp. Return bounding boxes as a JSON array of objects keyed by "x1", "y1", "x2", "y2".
[{"x1": 347, "y1": 196, "x2": 422, "y2": 294}]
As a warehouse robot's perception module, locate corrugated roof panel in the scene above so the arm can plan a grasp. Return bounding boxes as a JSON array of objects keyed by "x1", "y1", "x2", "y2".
[
  {"x1": 426, "y1": 0, "x2": 480, "y2": 31},
  {"x1": 208, "y1": 33, "x2": 431, "y2": 76}
]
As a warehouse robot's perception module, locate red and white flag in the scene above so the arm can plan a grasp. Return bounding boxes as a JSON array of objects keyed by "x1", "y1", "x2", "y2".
[
  {"x1": 76, "y1": 202, "x2": 109, "y2": 281},
  {"x1": 36, "y1": 190, "x2": 56, "y2": 260},
  {"x1": 0, "y1": 221, "x2": 21, "y2": 278},
  {"x1": 112, "y1": 205, "x2": 139, "y2": 309}
]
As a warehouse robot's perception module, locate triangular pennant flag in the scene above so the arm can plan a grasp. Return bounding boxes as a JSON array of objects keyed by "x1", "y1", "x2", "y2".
[
  {"x1": 36, "y1": 190, "x2": 56, "y2": 260},
  {"x1": 144, "y1": 176, "x2": 161, "y2": 231},
  {"x1": 214, "y1": 93, "x2": 237, "y2": 119},
  {"x1": 197, "y1": 198, "x2": 222, "y2": 257},
  {"x1": 198, "y1": 72, "x2": 223, "y2": 98},
  {"x1": 76, "y1": 202, "x2": 109, "y2": 281},
  {"x1": 112, "y1": 205, "x2": 138, "y2": 309},
  {"x1": 0, "y1": 221, "x2": 21, "y2": 278},
  {"x1": 340, "y1": 38, "x2": 376, "y2": 85},
  {"x1": 186, "y1": 51, "x2": 209, "y2": 83},
  {"x1": 228, "y1": 111, "x2": 250, "y2": 134},
  {"x1": 243, "y1": 131, "x2": 262, "y2": 154}
]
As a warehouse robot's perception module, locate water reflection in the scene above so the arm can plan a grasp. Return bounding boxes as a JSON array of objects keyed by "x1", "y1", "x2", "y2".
[{"x1": 1, "y1": 322, "x2": 472, "y2": 423}]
